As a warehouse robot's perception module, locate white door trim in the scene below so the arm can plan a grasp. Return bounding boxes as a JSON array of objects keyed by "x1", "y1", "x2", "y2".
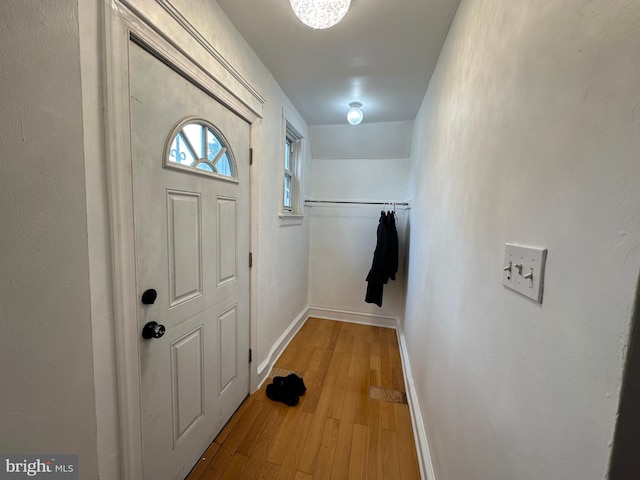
[{"x1": 103, "y1": 2, "x2": 260, "y2": 477}]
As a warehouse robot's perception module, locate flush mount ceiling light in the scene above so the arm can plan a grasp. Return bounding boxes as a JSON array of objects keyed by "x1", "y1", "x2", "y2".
[
  {"x1": 289, "y1": 0, "x2": 351, "y2": 29},
  {"x1": 347, "y1": 101, "x2": 363, "y2": 125}
]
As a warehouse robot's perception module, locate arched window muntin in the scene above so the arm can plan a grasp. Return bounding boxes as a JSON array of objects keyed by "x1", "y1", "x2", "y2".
[{"x1": 163, "y1": 116, "x2": 238, "y2": 183}]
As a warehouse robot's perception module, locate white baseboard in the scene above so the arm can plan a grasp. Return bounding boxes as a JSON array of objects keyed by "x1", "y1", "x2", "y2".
[
  {"x1": 396, "y1": 325, "x2": 436, "y2": 480},
  {"x1": 254, "y1": 306, "x2": 309, "y2": 389},
  {"x1": 307, "y1": 306, "x2": 397, "y2": 328}
]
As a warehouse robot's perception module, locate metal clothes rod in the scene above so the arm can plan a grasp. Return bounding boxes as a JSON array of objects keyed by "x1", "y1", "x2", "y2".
[{"x1": 304, "y1": 199, "x2": 410, "y2": 206}]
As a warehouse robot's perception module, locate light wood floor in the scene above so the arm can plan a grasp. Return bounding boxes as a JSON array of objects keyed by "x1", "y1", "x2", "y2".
[{"x1": 186, "y1": 317, "x2": 421, "y2": 480}]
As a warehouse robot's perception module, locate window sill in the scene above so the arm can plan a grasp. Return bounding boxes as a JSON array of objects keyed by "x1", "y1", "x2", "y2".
[{"x1": 278, "y1": 213, "x2": 304, "y2": 227}]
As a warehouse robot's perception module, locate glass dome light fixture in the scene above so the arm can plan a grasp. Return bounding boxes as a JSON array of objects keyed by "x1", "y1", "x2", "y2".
[
  {"x1": 289, "y1": 0, "x2": 351, "y2": 29},
  {"x1": 347, "y1": 101, "x2": 363, "y2": 125}
]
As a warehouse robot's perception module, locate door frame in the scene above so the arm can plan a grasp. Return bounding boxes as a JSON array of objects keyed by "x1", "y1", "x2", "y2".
[{"x1": 103, "y1": 2, "x2": 261, "y2": 477}]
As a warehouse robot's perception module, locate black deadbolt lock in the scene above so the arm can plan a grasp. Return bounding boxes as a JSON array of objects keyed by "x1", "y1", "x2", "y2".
[{"x1": 141, "y1": 289, "x2": 157, "y2": 305}]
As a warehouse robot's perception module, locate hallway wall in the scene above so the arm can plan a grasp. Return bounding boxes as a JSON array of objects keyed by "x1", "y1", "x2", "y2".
[{"x1": 403, "y1": 1, "x2": 640, "y2": 479}]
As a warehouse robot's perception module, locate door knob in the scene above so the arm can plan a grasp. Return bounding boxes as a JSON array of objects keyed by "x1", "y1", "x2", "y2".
[{"x1": 142, "y1": 321, "x2": 165, "y2": 339}]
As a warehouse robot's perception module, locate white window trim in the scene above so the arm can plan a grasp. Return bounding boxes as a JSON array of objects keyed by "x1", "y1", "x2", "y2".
[{"x1": 279, "y1": 114, "x2": 304, "y2": 226}]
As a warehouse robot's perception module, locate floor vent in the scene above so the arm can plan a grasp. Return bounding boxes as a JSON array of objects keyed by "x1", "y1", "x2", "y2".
[{"x1": 369, "y1": 385, "x2": 408, "y2": 404}]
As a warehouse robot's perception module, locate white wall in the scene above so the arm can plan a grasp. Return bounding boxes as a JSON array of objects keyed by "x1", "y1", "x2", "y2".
[
  {"x1": 0, "y1": 1, "x2": 99, "y2": 478},
  {"x1": 403, "y1": 1, "x2": 640, "y2": 479},
  {"x1": 308, "y1": 123, "x2": 411, "y2": 322},
  {"x1": 310, "y1": 121, "x2": 413, "y2": 159}
]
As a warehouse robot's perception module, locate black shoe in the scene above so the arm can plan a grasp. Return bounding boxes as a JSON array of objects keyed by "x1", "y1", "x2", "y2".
[
  {"x1": 273, "y1": 373, "x2": 306, "y2": 396},
  {"x1": 266, "y1": 383, "x2": 299, "y2": 406}
]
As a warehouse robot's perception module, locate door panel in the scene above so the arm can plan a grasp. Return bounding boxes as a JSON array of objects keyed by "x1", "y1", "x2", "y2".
[
  {"x1": 217, "y1": 197, "x2": 238, "y2": 285},
  {"x1": 218, "y1": 305, "x2": 238, "y2": 394},
  {"x1": 171, "y1": 326, "x2": 204, "y2": 444},
  {"x1": 167, "y1": 191, "x2": 203, "y2": 306},
  {"x1": 129, "y1": 40, "x2": 250, "y2": 480}
]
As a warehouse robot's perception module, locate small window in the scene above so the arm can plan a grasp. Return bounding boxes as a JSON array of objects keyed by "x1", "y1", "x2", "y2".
[
  {"x1": 282, "y1": 122, "x2": 303, "y2": 216},
  {"x1": 165, "y1": 118, "x2": 237, "y2": 181},
  {"x1": 283, "y1": 136, "x2": 293, "y2": 212}
]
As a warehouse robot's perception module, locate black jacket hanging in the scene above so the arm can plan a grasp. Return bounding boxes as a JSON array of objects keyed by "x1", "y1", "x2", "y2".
[
  {"x1": 366, "y1": 211, "x2": 389, "y2": 306},
  {"x1": 365, "y1": 210, "x2": 399, "y2": 307}
]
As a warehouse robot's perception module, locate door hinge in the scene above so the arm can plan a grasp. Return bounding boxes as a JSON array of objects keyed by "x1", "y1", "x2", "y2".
[
  {"x1": 249, "y1": 148, "x2": 253, "y2": 165},
  {"x1": 249, "y1": 348, "x2": 252, "y2": 363},
  {"x1": 249, "y1": 252, "x2": 253, "y2": 268}
]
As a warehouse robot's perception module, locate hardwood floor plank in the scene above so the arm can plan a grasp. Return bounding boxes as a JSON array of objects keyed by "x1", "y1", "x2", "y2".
[
  {"x1": 388, "y1": 331, "x2": 402, "y2": 366},
  {"x1": 380, "y1": 336, "x2": 393, "y2": 388},
  {"x1": 219, "y1": 453, "x2": 248, "y2": 480},
  {"x1": 391, "y1": 365, "x2": 406, "y2": 392},
  {"x1": 348, "y1": 423, "x2": 368, "y2": 479},
  {"x1": 203, "y1": 396, "x2": 265, "y2": 477},
  {"x1": 395, "y1": 403, "x2": 421, "y2": 480},
  {"x1": 329, "y1": 388, "x2": 356, "y2": 480},
  {"x1": 367, "y1": 399, "x2": 383, "y2": 480},
  {"x1": 298, "y1": 374, "x2": 337, "y2": 472},
  {"x1": 298, "y1": 368, "x2": 322, "y2": 414},
  {"x1": 242, "y1": 454, "x2": 271, "y2": 480},
  {"x1": 184, "y1": 441, "x2": 220, "y2": 480},
  {"x1": 243, "y1": 407, "x2": 290, "y2": 480},
  {"x1": 327, "y1": 349, "x2": 344, "y2": 377},
  {"x1": 380, "y1": 399, "x2": 397, "y2": 432},
  {"x1": 266, "y1": 401, "x2": 308, "y2": 465},
  {"x1": 214, "y1": 394, "x2": 258, "y2": 444},
  {"x1": 370, "y1": 355, "x2": 381, "y2": 386},
  {"x1": 237, "y1": 395, "x2": 283, "y2": 456},
  {"x1": 328, "y1": 351, "x2": 350, "y2": 420},
  {"x1": 353, "y1": 357, "x2": 371, "y2": 426},
  {"x1": 325, "y1": 321, "x2": 342, "y2": 351},
  {"x1": 311, "y1": 417, "x2": 339, "y2": 480},
  {"x1": 275, "y1": 412, "x2": 314, "y2": 480},
  {"x1": 257, "y1": 462, "x2": 281, "y2": 479},
  {"x1": 382, "y1": 430, "x2": 401, "y2": 480}
]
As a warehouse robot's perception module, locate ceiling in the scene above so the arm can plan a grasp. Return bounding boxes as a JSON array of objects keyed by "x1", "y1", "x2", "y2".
[{"x1": 216, "y1": 0, "x2": 461, "y2": 126}]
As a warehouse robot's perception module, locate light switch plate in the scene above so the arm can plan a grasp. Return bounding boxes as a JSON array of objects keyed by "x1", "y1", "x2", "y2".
[{"x1": 502, "y1": 243, "x2": 547, "y2": 303}]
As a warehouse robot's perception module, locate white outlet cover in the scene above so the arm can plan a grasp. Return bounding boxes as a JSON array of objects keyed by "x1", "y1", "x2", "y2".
[{"x1": 502, "y1": 243, "x2": 547, "y2": 303}]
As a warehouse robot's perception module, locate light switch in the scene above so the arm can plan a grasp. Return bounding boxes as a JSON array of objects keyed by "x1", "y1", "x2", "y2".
[
  {"x1": 502, "y1": 250, "x2": 517, "y2": 288},
  {"x1": 502, "y1": 243, "x2": 547, "y2": 303}
]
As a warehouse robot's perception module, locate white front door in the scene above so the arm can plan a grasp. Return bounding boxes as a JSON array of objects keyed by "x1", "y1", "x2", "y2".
[{"x1": 129, "y1": 40, "x2": 250, "y2": 480}]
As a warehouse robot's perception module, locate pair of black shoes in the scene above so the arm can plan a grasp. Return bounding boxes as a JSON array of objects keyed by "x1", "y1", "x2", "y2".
[{"x1": 266, "y1": 373, "x2": 306, "y2": 406}]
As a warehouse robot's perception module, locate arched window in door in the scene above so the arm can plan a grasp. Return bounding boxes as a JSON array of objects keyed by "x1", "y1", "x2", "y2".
[{"x1": 164, "y1": 117, "x2": 237, "y2": 181}]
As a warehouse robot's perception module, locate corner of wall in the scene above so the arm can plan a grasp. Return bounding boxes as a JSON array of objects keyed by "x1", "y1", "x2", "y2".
[
  {"x1": 253, "y1": 306, "x2": 310, "y2": 390},
  {"x1": 607, "y1": 269, "x2": 640, "y2": 480},
  {"x1": 307, "y1": 306, "x2": 397, "y2": 329}
]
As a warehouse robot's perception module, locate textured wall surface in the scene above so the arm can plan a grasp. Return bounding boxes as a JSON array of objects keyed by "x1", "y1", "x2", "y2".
[
  {"x1": 403, "y1": 0, "x2": 640, "y2": 479},
  {"x1": 0, "y1": 1, "x2": 98, "y2": 477},
  {"x1": 309, "y1": 154, "x2": 410, "y2": 319}
]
